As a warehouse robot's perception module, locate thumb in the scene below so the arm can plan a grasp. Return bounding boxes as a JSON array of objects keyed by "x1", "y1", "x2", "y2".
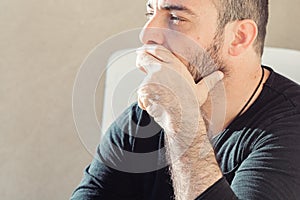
[{"x1": 196, "y1": 71, "x2": 224, "y2": 104}]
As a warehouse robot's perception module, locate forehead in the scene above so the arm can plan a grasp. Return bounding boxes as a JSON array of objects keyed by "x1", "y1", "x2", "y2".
[
  {"x1": 147, "y1": 0, "x2": 216, "y2": 15},
  {"x1": 147, "y1": 0, "x2": 213, "y2": 9}
]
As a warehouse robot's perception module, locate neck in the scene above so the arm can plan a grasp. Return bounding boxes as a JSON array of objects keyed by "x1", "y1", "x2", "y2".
[{"x1": 202, "y1": 61, "x2": 270, "y2": 138}]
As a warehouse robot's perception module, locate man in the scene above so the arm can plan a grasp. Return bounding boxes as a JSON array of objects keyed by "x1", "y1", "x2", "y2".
[{"x1": 71, "y1": 0, "x2": 300, "y2": 199}]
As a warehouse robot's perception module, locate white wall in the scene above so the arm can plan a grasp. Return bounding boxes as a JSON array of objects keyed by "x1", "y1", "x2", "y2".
[
  {"x1": 0, "y1": 0, "x2": 145, "y2": 199},
  {"x1": 266, "y1": 1, "x2": 300, "y2": 50}
]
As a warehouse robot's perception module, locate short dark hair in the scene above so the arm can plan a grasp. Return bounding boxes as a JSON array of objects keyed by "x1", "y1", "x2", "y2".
[{"x1": 214, "y1": 0, "x2": 269, "y2": 56}]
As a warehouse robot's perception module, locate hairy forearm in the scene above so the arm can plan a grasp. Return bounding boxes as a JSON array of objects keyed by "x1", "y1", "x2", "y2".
[{"x1": 165, "y1": 121, "x2": 222, "y2": 200}]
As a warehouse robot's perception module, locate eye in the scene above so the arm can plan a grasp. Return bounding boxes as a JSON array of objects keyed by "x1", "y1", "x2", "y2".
[
  {"x1": 170, "y1": 13, "x2": 185, "y2": 25},
  {"x1": 145, "y1": 12, "x2": 154, "y2": 20}
]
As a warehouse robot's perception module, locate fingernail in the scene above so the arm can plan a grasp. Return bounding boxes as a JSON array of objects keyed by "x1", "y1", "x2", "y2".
[
  {"x1": 217, "y1": 71, "x2": 224, "y2": 80},
  {"x1": 136, "y1": 47, "x2": 144, "y2": 54}
]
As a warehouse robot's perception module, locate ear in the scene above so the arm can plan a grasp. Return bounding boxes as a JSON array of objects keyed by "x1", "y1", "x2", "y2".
[{"x1": 228, "y1": 20, "x2": 258, "y2": 56}]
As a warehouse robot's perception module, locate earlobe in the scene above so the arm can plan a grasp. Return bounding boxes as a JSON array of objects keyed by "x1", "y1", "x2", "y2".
[{"x1": 228, "y1": 20, "x2": 258, "y2": 56}]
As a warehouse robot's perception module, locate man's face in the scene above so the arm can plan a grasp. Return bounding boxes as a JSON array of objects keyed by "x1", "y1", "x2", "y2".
[{"x1": 140, "y1": 0, "x2": 225, "y2": 82}]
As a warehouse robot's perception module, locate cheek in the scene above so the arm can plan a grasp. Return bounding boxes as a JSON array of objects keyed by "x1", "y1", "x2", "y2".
[
  {"x1": 191, "y1": 17, "x2": 219, "y2": 49},
  {"x1": 194, "y1": 28, "x2": 218, "y2": 50}
]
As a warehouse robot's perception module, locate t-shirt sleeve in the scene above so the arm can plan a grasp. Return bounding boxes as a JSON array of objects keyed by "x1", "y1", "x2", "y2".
[
  {"x1": 70, "y1": 157, "x2": 141, "y2": 200},
  {"x1": 195, "y1": 177, "x2": 237, "y2": 199},
  {"x1": 70, "y1": 104, "x2": 144, "y2": 200},
  {"x1": 70, "y1": 103, "x2": 164, "y2": 200},
  {"x1": 196, "y1": 113, "x2": 300, "y2": 200}
]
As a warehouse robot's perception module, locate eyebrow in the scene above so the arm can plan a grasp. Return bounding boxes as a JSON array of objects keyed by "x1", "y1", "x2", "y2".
[{"x1": 147, "y1": 2, "x2": 196, "y2": 16}]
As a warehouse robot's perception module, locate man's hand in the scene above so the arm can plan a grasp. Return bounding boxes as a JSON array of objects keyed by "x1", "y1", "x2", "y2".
[
  {"x1": 137, "y1": 44, "x2": 223, "y2": 134},
  {"x1": 136, "y1": 45, "x2": 223, "y2": 157},
  {"x1": 136, "y1": 45, "x2": 224, "y2": 200}
]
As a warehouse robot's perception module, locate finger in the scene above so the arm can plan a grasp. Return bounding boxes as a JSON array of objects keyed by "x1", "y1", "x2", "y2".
[
  {"x1": 137, "y1": 85, "x2": 157, "y2": 110},
  {"x1": 138, "y1": 93, "x2": 162, "y2": 118},
  {"x1": 138, "y1": 94, "x2": 151, "y2": 111},
  {"x1": 196, "y1": 71, "x2": 224, "y2": 103},
  {"x1": 136, "y1": 51, "x2": 163, "y2": 74},
  {"x1": 137, "y1": 45, "x2": 194, "y2": 83},
  {"x1": 142, "y1": 45, "x2": 174, "y2": 63},
  {"x1": 144, "y1": 45, "x2": 196, "y2": 82},
  {"x1": 145, "y1": 101, "x2": 162, "y2": 118},
  {"x1": 199, "y1": 71, "x2": 223, "y2": 91},
  {"x1": 144, "y1": 45, "x2": 192, "y2": 72},
  {"x1": 138, "y1": 96, "x2": 146, "y2": 110}
]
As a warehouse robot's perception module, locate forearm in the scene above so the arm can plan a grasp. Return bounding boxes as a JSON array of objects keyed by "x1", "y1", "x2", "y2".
[{"x1": 165, "y1": 121, "x2": 222, "y2": 200}]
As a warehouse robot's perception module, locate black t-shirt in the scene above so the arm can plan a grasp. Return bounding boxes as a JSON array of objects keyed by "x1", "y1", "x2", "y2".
[{"x1": 71, "y1": 67, "x2": 300, "y2": 200}]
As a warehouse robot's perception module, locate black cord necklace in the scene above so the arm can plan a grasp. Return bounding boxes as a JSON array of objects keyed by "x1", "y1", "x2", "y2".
[{"x1": 235, "y1": 66, "x2": 265, "y2": 119}]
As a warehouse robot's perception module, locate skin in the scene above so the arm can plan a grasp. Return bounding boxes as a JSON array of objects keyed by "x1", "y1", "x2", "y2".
[{"x1": 136, "y1": 0, "x2": 270, "y2": 199}]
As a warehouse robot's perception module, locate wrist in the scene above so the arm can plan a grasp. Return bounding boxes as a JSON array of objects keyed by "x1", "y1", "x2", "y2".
[{"x1": 166, "y1": 134, "x2": 222, "y2": 200}]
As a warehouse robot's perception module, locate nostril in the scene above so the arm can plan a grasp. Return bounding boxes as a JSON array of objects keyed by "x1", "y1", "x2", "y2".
[
  {"x1": 146, "y1": 40, "x2": 158, "y2": 45},
  {"x1": 139, "y1": 27, "x2": 165, "y2": 45}
]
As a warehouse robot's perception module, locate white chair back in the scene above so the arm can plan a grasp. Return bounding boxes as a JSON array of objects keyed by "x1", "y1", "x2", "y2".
[{"x1": 262, "y1": 47, "x2": 300, "y2": 83}]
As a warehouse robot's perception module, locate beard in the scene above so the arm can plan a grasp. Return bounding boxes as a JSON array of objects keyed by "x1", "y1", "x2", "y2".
[
  {"x1": 186, "y1": 32, "x2": 226, "y2": 83},
  {"x1": 180, "y1": 32, "x2": 227, "y2": 136}
]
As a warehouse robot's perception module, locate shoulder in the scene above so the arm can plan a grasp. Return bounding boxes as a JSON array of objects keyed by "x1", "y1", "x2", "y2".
[
  {"x1": 251, "y1": 68, "x2": 300, "y2": 144},
  {"x1": 264, "y1": 67, "x2": 300, "y2": 111},
  {"x1": 245, "y1": 67, "x2": 300, "y2": 128},
  {"x1": 248, "y1": 68, "x2": 300, "y2": 155}
]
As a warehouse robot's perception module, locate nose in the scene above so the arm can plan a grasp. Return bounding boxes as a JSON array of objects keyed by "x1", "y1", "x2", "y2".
[{"x1": 139, "y1": 16, "x2": 166, "y2": 45}]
